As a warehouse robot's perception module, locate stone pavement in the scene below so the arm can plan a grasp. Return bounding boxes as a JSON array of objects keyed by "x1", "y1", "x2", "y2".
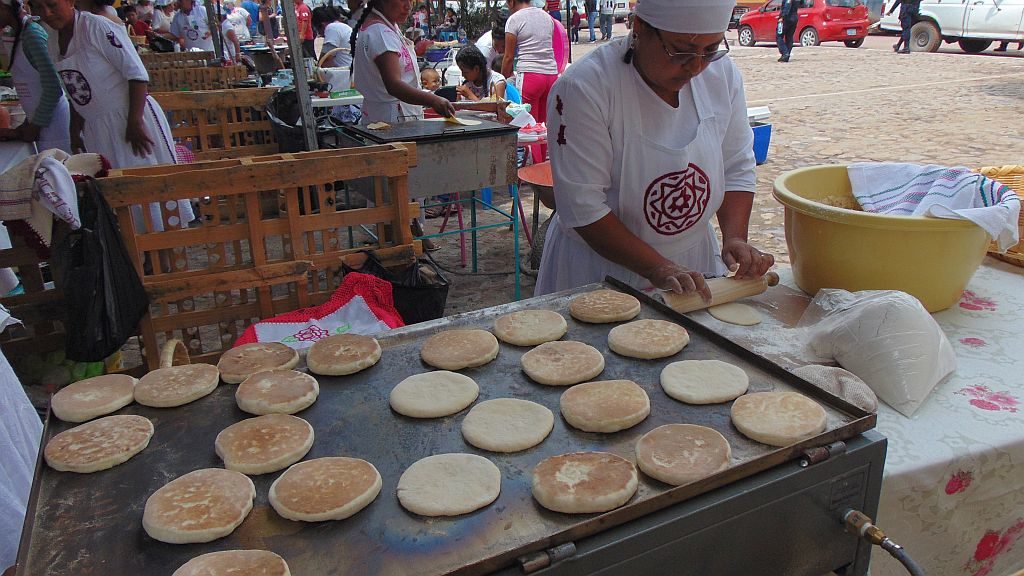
[{"x1": 431, "y1": 37, "x2": 1024, "y2": 314}]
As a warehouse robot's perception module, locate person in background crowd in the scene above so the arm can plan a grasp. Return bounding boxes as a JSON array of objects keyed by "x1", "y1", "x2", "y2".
[
  {"x1": 313, "y1": 4, "x2": 351, "y2": 67},
  {"x1": 536, "y1": 0, "x2": 773, "y2": 296},
  {"x1": 544, "y1": 0, "x2": 560, "y2": 22},
  {"x1": 419, "y1": 67, "x2": 440, "y2": 91},
  {"x1": 219, "y1": 9, "x2": 239, "y2": 61},
  {"x1": 440, "y1": 6, "x2": 457, "y2": 32},
  {"x1": 475, "y1": 8, "x2": 507, "y2": 72},
  {"x1": 411, "y1": 3, "x2": 425, "y2": 34},
  {"x1": 76, "y1": 0, "x2": 120, "y2": 23},
  {"x1": 503, "y1": 0, "x2": 558, "y2": 159},
  {"x1": 569, "y1": 5, "x2": 580, "y2": 43},
  {"x1": 294, "y1": 0, "x2": 313, "y2": 57},
  {"x1": 124, "y1": 4, "x2": 149, "y2": 35},
  {"x1": 776, "y1": 0, "x2": 798, "y2": 62},
  {"x1": 135, "y1": 0, "x2": 152, "y2": 21},
  {"x1": 225, "y1": 0, "x2": 251, "y2": 42},
  {"x1": 886, "y1": 0, "x2": 918, "y2": 54},
  {"x1": 0, "y1": 0, "x2": 71, "y2": 152},
  {"x1": 585, "y1": 0, "x2": 596, "y2": 42},
  {"x1": 994, "y1": 40, "x2": 1023, "y2": 52},
  {"x1": 599, "y1": 0, "x2": 613, "y2": 40},
  {"x1": 149, "y1": 0, "x2": 174, "y2": 40},
  {"x1": 258, "y1": 0, "x2": 279, "y2": 39},
  {"x1": 345, "y1": 0, "x2": 363, "y2": 27},
  {"x1": 170, "y1": 0, "x2": 214, "y2": 50},
  {"x1": 455, "y1": 44, "x2": 506, "y2": 101},
  {"x1": 241, "y1": 0, "x2": 258, "y2": 35},
  {"x1": 350, "y1": 0, "x2": 453, "y2": 249}
]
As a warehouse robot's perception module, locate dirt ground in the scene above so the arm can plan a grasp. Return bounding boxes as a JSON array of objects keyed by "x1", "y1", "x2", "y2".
[{"x1": 428, "y1": 37, "x2": 1024, "y2": 316}]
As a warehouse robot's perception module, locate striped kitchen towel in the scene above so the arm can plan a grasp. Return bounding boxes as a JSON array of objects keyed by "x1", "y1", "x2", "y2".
[{"x1": 848, "y1": 163, "x2": 1021, "y2": 251}]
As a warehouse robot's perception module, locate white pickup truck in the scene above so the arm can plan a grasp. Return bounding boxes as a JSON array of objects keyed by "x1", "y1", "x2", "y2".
[{"x1": 879, "y1": 0, "x2": 1024, "y2": 52}]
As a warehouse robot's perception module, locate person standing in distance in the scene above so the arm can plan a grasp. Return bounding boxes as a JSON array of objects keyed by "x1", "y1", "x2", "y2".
[
  {"x1": 585, "y1": 0, "x2": 597, "y2": 42},
  {"x1": 294, "y1": 0, "x2": 314, "y2": 58},
  {"x1": 776, "y1": 0, "x2": 799, "y2": 62},
  {"x1": 599, "y1": 0, "x2": 614, "y2": 40},
  {"x1": 886, "y1": 0, "x2": 919, "y2": 54}
]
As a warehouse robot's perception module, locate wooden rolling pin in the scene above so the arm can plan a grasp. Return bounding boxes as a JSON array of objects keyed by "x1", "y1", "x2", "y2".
[{"x1": 662, "y1": 272, "x2": 780, "y2": 314}]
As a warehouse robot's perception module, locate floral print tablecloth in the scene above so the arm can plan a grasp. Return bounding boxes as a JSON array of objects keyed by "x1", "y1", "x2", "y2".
[{"x1": 861, "y1": 260, "x2": 1024, "y2": 576}]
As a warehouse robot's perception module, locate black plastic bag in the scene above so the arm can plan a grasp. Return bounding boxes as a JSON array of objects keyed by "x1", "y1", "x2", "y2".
[
  {"x1": 53, "y1": 180, "x2": 149, "y2": 362},
  {"x1": 148, "y1": 36, "x2": 176, "y2": 53},
  {"x1": 265, "y1": 87, "x2": 337, "y2": 153},
  {"x1": 343, "y1": 251, "x2": 450, "y2": 325}
]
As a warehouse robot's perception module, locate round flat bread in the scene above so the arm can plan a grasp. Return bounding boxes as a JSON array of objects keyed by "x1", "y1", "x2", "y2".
[
  {"x1": 397, "y1": 453, "x2": 501, "y2": 517},
  {"x1": 389, "y1": 371, "x2": 479, "y2": 418},
  {"x1": 218, "y1": 343, "x2": 300, "y2": 384},
  {"x1": 143, "y1": 468, "x2": 255, "y2": 544},
  {"x1": 493, "y1": 310, "x2": 568, "y2": 346},
  {"x1": 607, "y1": 319, "x2": 689, "y2": 359},
  {"x1": 135, "y1": 364, "x2": 220, "y2": 408},
  {"x1": 731, "y1": 391, "x2": 828, "y2": 447},
  {"x1": 569, "y1": 290, "x2": 642, "y2": 324},
  {"x1": 708, "y1": 302, "x2": 762, "y2": 326},
  {"x1": 269, "y1": 457, "x2": 382, "y2": 522},
  {"x1": 660, "y1": 360, "x2": 749, "y2": 404},
  {"x1": 532, "y1": 452, "x2": 638, "y2": 514},
  {"x1": 635, "y1": 424, "x2": 731, "y2": 486},
  {"x1": 306, "y1": 334, "x2": 382, "y2": 376},
  {"x1": 792, "y1": 365, "x2": 878, "y2": 413},
  {"x1": 420, "y1": 329, "x2": 499, "y2": 370},
  {"x1": 215, "y1": 414, "x2": 314, "y2": 475},
  {"x1": 461, "y1": 398, "x2": 553, "y2": 453},
  {"x1": 44, "y1": 415, "x2": 153, "y2": 473},
  {"x1": 559, "y1": 380, "x2": 650, "y2": 433},
  {"x1": 50, "y1": 374, "x2": 136, "y2": 423},
  {"x1": 172, "y1": 550, "x2": 290, "y2": 576},
  {"x1": 235, "y1": 370, "x2": 319, "y2": 415},
  {"x1": 521, "y1": 341, "x2": 605, "y2": 386}
]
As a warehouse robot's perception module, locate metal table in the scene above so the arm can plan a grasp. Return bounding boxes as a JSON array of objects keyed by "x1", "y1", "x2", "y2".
[
  {"x1": 341, "y1": 118, "x2": 523, "y2": 299},
  {"x1": 16, "y1": 279, "x2": 881, "y2": 576}
]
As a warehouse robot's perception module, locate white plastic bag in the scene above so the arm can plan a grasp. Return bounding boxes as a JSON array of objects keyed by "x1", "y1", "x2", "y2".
[{"x1": 798, "y1": 289, "x2": 956, "y2": 417}]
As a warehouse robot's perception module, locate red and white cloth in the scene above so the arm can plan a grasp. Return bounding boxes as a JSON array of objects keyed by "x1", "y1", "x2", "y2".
[{"x1": 235, "y1": 272, "x2": 404, "y2": 350}]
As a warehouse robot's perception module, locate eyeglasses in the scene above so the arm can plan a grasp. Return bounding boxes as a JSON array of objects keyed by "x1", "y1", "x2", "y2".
[{"x1": 652, "y1": 29, "x2": 731, "y2": 66}]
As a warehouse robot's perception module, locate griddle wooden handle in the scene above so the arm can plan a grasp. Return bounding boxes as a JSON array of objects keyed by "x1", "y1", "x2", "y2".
[{"x1": 663, "y1": 271, "x2": 779, "y2": 314}]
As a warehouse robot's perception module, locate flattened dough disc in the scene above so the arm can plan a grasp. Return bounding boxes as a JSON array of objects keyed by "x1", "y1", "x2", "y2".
[
  {"x1": 635, "y1": 424, "x2": 731, "y2": 486},
  {"x1": 44, "y1": 414, "x2": 153, "y2": 473},
  {"x1": 143, "y1": 468, "x2": 255, "y2": 544},
  {"x1": 397, "y1": 453, "x2": 501, "y2": 516},
  {"x1": 521, "y1": 341, "x2": 605, "y2": 386},
  {"x1": 215, "y1": 414, "x2": 315, "y2": 475},
  {"x1": 607, "y1": 319, "x2": 689, "y2": 359},
  {"x1": 269, "y1": 457, "x2": 382, "y2": 522},
  {"x1": 493, "y1": 310, "x2": 568, "y2": 346},
  {"x1": 135, "y1": 364, "x2": 220, "y2": 408},
  {"x1": 559, "y1": 380, "x2": 650, "y2": 433},
  {"x1": 235, "y1": 369, "x2": 320, "y2": 415},
  {"x1": 217, "y1": 343, "x2": 300, "y2": 384},
  {"x1": 731, "y1": 391, "x2": 827, "y2": 447},
  {"x1": 568, "y1": 290, "x2": 641, "y2": 323},
  {"x1": 708, "y1": 302, "x2": 762, "y2": 326},
  {"x1": 660, "y1": 360, "x2": 749, "y2": 404},
  {"x1": 172, "y1": 550, "x2": 290, "y2": 576},
  {"x1": 461, "y1": 398, "x2": 553, "y2": 452},
  {"x1": 307, "y1": 334, "x2": 382, "y2": 376},
  {"x1": 50, "y1": 374, "x2": 136, "y2": 423},
  {"x1": 421, "y1": 329, "x2": 499, "y2": 370},
  {"x1": 531, "y1": 452, "x2": 638, "y2": 514},
  {"x1": 390, "y1": 371, "x2": 479, "y2": 418}
]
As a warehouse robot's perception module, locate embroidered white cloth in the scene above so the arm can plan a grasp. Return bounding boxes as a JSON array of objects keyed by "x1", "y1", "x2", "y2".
[{"x1": 848, "y1": 163, "x2": 1021, "y2": 251}]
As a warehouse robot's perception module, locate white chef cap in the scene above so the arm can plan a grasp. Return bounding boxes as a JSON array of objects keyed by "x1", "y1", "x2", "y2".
[{"x1": 634, "y1": 0, "x2": 734, "y2": 34}]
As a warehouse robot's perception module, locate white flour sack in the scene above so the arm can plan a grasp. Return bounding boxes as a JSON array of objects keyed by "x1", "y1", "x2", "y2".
[{"x1": 798, "y1": 290, "x2": 956, "y2": 417}]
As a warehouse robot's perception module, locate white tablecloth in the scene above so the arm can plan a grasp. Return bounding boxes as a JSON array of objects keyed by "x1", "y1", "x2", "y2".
[{"x1": 868, "y1": 259, "x2": 1024, "y2": 576}]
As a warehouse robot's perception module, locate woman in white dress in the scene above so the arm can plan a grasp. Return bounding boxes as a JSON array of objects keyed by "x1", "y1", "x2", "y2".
[
  {"x1": 535, "y1": 0, "x2": 774, "y2": 297},
  {"x1": 0, "y1": 0, "x2": 70, "y2": 152},
  {"x1": 32, "y1": 0, "x2": 194, "y2": 229}
]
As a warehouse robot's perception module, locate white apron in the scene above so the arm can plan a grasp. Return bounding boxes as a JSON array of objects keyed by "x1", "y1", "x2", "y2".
[
  {"x1": 356, "y1": 10, "x2": 423, "y2": 125},
  {"x1": 536, "y1": 70, "x2": 728, "y2": 294},
  {"x1": 9, "y1": 16, "x2": 71, "y2": 153}
]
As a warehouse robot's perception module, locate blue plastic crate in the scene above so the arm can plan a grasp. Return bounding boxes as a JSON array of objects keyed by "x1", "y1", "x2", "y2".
[{"x1": 751, "y1": 122, "x2": 772, "y2": 166}]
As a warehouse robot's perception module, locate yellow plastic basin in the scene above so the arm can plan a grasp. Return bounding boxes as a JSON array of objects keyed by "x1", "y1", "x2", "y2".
[{"x1": 772, "y1": 165, "x2": 990, "y2": 312}]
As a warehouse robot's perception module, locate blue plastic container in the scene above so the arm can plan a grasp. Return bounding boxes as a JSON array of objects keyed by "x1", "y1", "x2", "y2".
[{"x1": 751, "y1": 122, "x2": 772, "y2": 165}]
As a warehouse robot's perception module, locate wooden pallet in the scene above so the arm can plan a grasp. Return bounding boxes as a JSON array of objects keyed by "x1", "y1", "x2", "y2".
[
  {"x1": 141, "y1": 51, "x2": 216, "y2": 69},
  {"x1": 100, "y1": 145, "x2": 421, "y2": 369},
  {"x1": 151, "y1": 88, "x2": 279, "y2": 162},
  {"x1": 0, "y1": 229, "x2": 68, "y2": 366},
  {"x1": 147, "y1": 65, "x2": 249, "y2": 92}
]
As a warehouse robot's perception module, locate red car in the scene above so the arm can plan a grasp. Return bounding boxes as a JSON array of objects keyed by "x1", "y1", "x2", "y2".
[{"x1": 736, "y1": 0, "x2": 870, "y2": 48}]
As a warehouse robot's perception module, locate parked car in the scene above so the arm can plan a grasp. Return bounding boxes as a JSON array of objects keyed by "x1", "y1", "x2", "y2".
[
  {"x1": 878, "y1": 0, "x2": 1024, "y2": 53},
  {"x1": 613, "y1": 0, "x2": 630, "y2": 21},
  {"x1": 737, "y1": 0, "x2": 870, "y2": 47},
  {"x1": 731, "y1": 5, "x2": 751, "y2": 28}
]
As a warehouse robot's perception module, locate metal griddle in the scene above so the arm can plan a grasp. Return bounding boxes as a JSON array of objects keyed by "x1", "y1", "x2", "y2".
[
  {"x1": 16, "y1": 278, "x2": 875, "y2": 576},
  {"x1": 345, "y1": 117, "x2": 518, "y2": 145}
]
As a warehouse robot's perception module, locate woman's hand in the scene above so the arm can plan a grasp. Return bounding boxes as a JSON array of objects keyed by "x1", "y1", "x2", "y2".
[
  {"x1": 646, "y1": 261, "x2": 712, "y2": 302},
  {"x1": 455, "y1": 84, "x2": 477, "y2": 101},
  {"x1": 125, "y1": 117, "x2": 155, "y2": 157},
  {"x1": 721, "y1": 238, "x2": 774, "y2": 279},
  {"x1": 430, "y1": 94, "x2": 457, "y2": 117}
]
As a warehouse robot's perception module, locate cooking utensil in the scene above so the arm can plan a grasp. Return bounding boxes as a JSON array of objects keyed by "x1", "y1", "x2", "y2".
[{"x1": 662, "y1": 271, "x2": 780, "y2": 314}]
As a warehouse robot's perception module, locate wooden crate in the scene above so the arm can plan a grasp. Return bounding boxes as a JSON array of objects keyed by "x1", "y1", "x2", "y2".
[
  {"x1": 152, "y1": 88, "x2": 279, "y2": 162},
  {"x1": 0, "y1": 230, "x2": 68, "y2": 366},
  {"x1": 147, "y1": 65, "x2": 249, "y2": 92},
  {"x1": 142, "y1": 51, "x2": 216, "y2": 69},
  {"x1": 100, "y1": 145, "x2": 421, "y2": 369}
]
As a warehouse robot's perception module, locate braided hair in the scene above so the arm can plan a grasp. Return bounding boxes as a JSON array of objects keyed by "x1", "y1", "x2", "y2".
[
  {"x1": 454, "y1": 45, "x2": 491, "y2": 98},
  {"x1": 348, "y1": 0, "x2": 377, "y2": 74}
]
